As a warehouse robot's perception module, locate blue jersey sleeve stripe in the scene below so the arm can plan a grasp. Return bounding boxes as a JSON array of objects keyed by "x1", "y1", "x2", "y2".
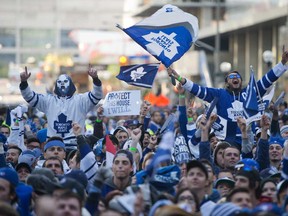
[
  {"x1": 195, "y1": 87, "x2": 201, "y2": 97},
  {"x1": 88, "y1": 92, "x2": 97, "y2": 105},
  {"x1": 88, "y1": 172, "x2": 96, "y2": 181},
  {"x1": 32, "y1": 94, "x2": 39, "y2": 107},
  {"x1": 84, "y1": 160, "x2": 97, "y2": 174},
  {"x1": 203, "y1": 88, "x2": 207, "y2": 100},
  {"x1": 27, "y1": 91, "x2": 36, "y2": 103},
  {"x1": 90, "y1": 92, "x2": 102, "y2": 101}
]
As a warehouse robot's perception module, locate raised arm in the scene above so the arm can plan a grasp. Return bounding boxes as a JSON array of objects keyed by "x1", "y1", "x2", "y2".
[
  {"x1": 257, "y1": 49, "x2": 288, "y2": 96},
  {"x1": 19, "y1": 66, "x2": 31, "y2": 89},
  {"x1": 167, "y1": 67, "x2": 219, "y2": 102},
  {"x1": 255, "y1": 114, "x2": 271, "y2": 171}
]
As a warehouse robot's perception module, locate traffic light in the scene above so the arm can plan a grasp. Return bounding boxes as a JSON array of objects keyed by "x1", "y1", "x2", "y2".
[{"x1": 119, "y1": 55, "x2": 128, "y2": 66}]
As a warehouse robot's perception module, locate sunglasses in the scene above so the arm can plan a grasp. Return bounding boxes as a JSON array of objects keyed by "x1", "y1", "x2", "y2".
[{"x1": 228, "y1": 74, "x2": 241, "y2": 79}]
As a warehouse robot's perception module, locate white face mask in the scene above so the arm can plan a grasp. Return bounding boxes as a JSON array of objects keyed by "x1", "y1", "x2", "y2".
[{"x1": 56, "y1": 74, "x2": 70, "y2": 96}]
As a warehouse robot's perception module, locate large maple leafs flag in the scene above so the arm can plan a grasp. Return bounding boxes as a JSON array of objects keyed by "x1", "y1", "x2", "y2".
[
  {"x1": 116, "y1": 63, "x2": 160, "y2": 88},
  {"x1": 117, "y1": 4, "x2": 199, "y2": 67}
]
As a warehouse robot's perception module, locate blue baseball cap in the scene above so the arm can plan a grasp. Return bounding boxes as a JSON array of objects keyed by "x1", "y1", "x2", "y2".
[
  {"x1": 123, "y1": 119, "x2": 140, "y2": 128},
  {"x1": 269, "y1": 136, "x2": 285, "y2": 148},
  {"x1": 44, "y1": 140, "x2": 65, "y2": 152},
  {"x1": 36, "y1": 128, "x2": 47, "y2": 143},
  {"x1": 0, "y1": 167, "x2": 19, "y2": 187},
  {"x1": 18, "y1": 150, "x2": 36, "y2": 166}
]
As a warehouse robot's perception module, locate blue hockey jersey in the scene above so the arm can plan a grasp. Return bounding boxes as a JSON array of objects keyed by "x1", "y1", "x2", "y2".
[{"x1": 182, "y1": 62, "x2": 287, "y2": 146}]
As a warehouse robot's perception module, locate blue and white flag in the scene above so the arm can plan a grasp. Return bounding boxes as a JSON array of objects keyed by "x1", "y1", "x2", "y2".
[
  {"x1": 146, "y1": 132, "x2": 174, "y2": 177},
  {"x1": 116, "y1": 63, "x2": 160, "y2": 88},
  {"x1": 262, "y1": 85, "x2": 275, "y2": 109},
  {"x1": 117, "y1": 4, "x2": 199, "y2": 67},
  {"x1": 243, "y1": 72, "x2": 259, "y2": 118}
]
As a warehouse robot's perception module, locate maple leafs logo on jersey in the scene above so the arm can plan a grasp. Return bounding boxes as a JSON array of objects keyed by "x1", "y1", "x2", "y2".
[
  {"x1": 54, "y1": 113, "x2": 72, "y2": 137},
  {"x1": 227, "y1": 100, "x2": 244, "y2": 121},
  {"x1": 142, "y1": 31, "x2": 180, "y2": 60},
  {"x1": 166, "y1": 7, "x2": 173, "y2": 12},
  {"x1": 130, "y1": 67, "x2": 147, "y2": 81}
]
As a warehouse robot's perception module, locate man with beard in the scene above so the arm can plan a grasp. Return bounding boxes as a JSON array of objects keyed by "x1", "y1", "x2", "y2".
[
  {"x1": 5, "y1": 146, "x2": 22, "y2": 167},
  {"x1": 167, "y1": 49, "x2": 288, "y2": 148},
  {"x1": 19, "y1": 65, "x2": 103, "y2": 150}
]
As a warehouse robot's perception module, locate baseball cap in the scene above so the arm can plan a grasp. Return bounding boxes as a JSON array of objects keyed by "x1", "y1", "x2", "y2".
[
  {"x1": 44, "y1": 140, "x2": 65, "y2": 152},
  {"x1": 277, "y1": 180, "x2": 288, "y2": 197},
  {"x1": 235, "y1": 158, "x2": 260, "y2": 171},
  {"x1": 15, "y1": 162, "x2": 32, "y2": 173},
  {"x1": 113, "y1": 126, "x2": 128, "y2": 136},
  {"x1": 123, "y1": 119, "x2": 140, "y2": 128},
  {"x1": 32, "y1": 148, "x2": 42, "y2": 158},
  {"x1": 210, "y1": 203, "x2": 241, "y2": 216},
  {"x1": 18, "y1": 150, "x2": 36, "y2": 166},
  {"x1": 113, "y1": 149, "x2": 133, "y2": 165},
  {"x1": 36, "y1": 128, "x2": 47, "y2": 143},
  {"x1": 260, "y1": 167, "x2": 281, "y2": 180},
  {"x1": 186, "y1": 160, "x2": 208, "y2": 179},
  {"x1": 214, "y1": 177, "x2": 235, "y2": 188},
  {"x1": 268, "y1": 136, "x2": 285, "y2": 148},
  {"x1": 0, "y1": 167, "x2": 19, "y2": 187}
]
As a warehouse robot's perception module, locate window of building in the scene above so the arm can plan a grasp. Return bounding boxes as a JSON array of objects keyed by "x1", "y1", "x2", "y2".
[
  {"x1": 61, "y1": 29, "x2": 77, "y2": 48},
  {"x1": 20, "y1": 29, "x2": 55, "y2": 48},
  {"x1": 0, "y1": 54, "x2": 15, "y2": 77},
  {"x1": 0, "y1": 28, "x2": 16, "y2": 48}
]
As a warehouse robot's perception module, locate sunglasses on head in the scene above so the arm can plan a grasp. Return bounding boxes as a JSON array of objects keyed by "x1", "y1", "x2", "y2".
[{"x1": 228, "y1": 74, "x2": 241, "y2": 79}]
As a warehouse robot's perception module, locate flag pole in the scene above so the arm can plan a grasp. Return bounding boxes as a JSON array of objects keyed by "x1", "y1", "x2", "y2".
[
  {"x1": 167, "y1": 67, "x2": 176, "y2": 86},
  {"x1": 249, "y1": 65, "x2": 264, "y2": 114},
  {"x1": 116, "y1": 24, "x2": 123, "y2": 30}
]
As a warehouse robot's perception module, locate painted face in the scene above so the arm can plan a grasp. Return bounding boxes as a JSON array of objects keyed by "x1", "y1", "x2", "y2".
[{"x1": 56, "y1": 74, "x2": 70, "y2": 96}]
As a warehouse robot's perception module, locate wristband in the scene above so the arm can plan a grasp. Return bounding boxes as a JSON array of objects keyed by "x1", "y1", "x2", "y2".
[
  {"x1": 129, "y1": 147, "x2": 137, "y2": 152},
  {"x1": 179, "y1": 94, "x2": 185, "y2": 99},
  {"x1": 177, "y1": 75, "x2": 182, "y2": 82},
  {"x1": 96, "y1": 119, "x2": 102, "y2": 123},
  {"x1": 188, "y1": 117, "x2": 193, "y2": 122}
]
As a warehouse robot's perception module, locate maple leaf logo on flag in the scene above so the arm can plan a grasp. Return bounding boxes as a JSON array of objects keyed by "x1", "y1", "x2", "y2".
[
  {"x1": 130, "y1": 67, "x2": 147, "y2": 81},
  {"x1": 142, "y1": 31, "x2": 179, "y2": 60}
]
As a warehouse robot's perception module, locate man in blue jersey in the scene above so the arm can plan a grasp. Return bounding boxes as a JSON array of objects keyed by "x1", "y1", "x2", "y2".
[
  {"x1": 167, "y1": 50, "x2": 288, "y2": 147},
  {"x1": 19, "y1": 65, "x2": 103, "y2": 150}
]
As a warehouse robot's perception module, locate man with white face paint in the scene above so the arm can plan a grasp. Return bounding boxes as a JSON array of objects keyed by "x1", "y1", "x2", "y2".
[
  {"x1": 56, "y1": 74, "x2": 72, "y2": 97},
  {"x1": 19, "y1": 65, "x2": 103, "y2": 150}
]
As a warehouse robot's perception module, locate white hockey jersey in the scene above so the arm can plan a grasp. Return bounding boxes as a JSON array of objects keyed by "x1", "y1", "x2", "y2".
[{"x1": 21, "y1": 84, "x2": 102, "y2": 149}]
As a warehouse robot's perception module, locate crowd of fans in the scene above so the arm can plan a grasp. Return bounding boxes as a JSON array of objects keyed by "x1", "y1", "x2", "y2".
[{"x1": 0, "y1": 50, "x2": 288, "y2": 216}]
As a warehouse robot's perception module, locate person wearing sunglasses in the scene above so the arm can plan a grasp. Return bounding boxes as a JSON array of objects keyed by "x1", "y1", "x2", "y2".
[{"x1": 167, "y1": 49, "x2": 288, "y2": 148}]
